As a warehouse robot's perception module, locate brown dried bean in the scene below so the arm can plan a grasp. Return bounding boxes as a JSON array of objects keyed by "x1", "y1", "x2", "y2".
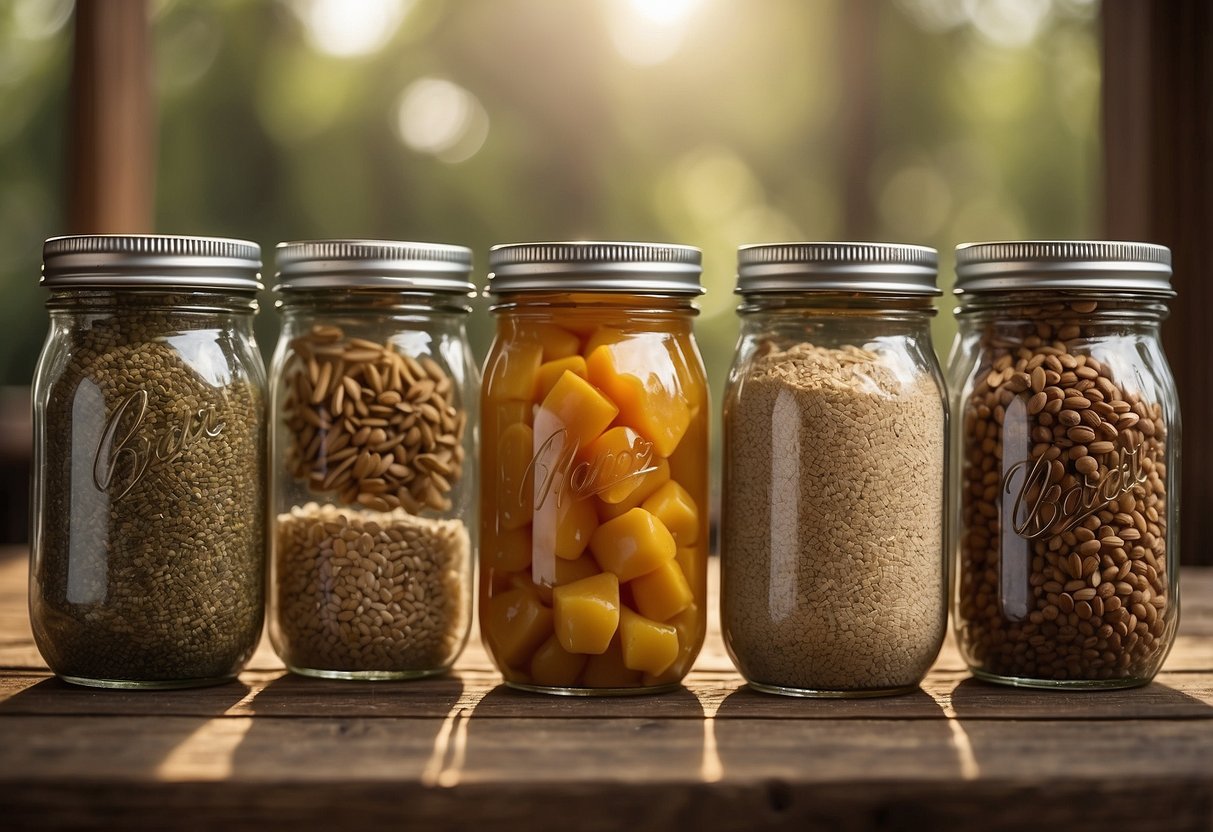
[{"x1": 957, "y1": 314, "x2": 1171, "y2": 685}]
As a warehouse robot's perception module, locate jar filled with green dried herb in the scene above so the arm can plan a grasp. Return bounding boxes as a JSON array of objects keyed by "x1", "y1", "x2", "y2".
[
  {"x1": 31, "y1": 235, "x2": 267, "y2": 689},
  {"x1": 268, "y1": 240, "x2": 478, "y2": 680}
]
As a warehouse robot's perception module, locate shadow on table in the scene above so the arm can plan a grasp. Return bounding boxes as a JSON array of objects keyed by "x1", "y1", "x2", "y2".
[
  {"x1": 949, "y1": 675, "x2": 1213, "y2": 719},
  {"x1": 455, "y1": 683, "x2": 707, "y2": 784},
  {"x1": 227, "y1": 671, "x2": 465, "y2": 782},
  {"x1": 713, "y1": 684, "x2": 965, "y2": 789},
  {"x1": 237, "y1": 669, "x2": 466, "y2": 718},
  {"x1": 0, "y1": 675, "x2": 254, "y2": 778}
]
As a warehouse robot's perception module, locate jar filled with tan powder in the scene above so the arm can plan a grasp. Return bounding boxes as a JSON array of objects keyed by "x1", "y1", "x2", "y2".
[
  {"x1": 268, "y1": 240, "x2": 477, "y2": 680},
  {"x1": 31, "y1": 235, "x2": 267, "y2": 689},
  {"x1": 950, "y1": 241, "x2": 1179, "y2": 689},
  {"x1": 721, "y1": 243, "x2": 947, "y2": 697}
]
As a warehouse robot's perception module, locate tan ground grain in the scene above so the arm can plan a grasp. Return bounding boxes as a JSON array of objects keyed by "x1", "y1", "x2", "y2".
[
  {"x1": 956, "y1": 300, "x2": 1172, "y2": 682},
  {"x1": 33, "y1": 308, "x2": 264, "y2": 682},
  {"x1": 274, "y1": 502, "x2": 470, "y2": 672},
  {"x1": 722, "y1": 343, "x2": 945, "y2": 692}
]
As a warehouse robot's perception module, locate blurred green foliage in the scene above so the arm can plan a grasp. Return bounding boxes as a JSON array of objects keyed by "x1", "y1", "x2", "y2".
[{"x1": 0, "y1": 0, "x2": 1099, "y2": 418}]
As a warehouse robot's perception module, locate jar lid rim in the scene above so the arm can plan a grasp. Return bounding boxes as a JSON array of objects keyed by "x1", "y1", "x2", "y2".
[
  {"x1": 735, "y1": 242, "x2": 941, "y2": 296},
  {"x1": 954, "y1": 240, "x2": 1174, "y2": 295},
  {"x1": 274, "y1": 239, "x2": 475, "y2": 294},
  {"x1": 42, "y1": 235, "x2": 263, "y2": 291},
  {"x1": 486, "y1": 241, "x2": 704, "y2": 295}
]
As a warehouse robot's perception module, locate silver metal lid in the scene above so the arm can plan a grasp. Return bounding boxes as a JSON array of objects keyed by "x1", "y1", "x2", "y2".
[
  {"x1": 275, "y1": 240, "x2": 475, "y2": 294},
  {"x1": 954, "y1": 241, "x2": 1173, "y2": 295},
  {"x1": 487, "y1": 241, "x2": 704, "y2": 295},
  {"x1": 736, "y1": 242, "x2": 940, "y2": 296},
  {"x1": 42, "y1": 235, "x2": 263, "y2": 291}
]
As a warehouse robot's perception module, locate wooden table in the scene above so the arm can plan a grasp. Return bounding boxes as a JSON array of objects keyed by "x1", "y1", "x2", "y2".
[{"x1": 1, "y1": 545, "x2": 1211, "y2": 831}]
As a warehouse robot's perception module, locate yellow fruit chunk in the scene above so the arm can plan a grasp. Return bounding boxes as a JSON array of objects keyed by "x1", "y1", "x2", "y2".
[
  {"x1": 630, "y1": 559, "x2": 693, "y2": 622},
  {"x1": 642, "y1": 603, "x2": 703, "y2": 686},
  {"x1": 530, "y1": 634, "x2": 588, "y2": 687},
  {"x1": 488, "y1": 525, "x2": 532, "y2": 573},
  {"x1": 667, "y1": 333, "x2": 707, "y2": 412},
  {"x1": 485, "y1": 587, "x2": 552, "y2": 668},
  {"x1": 641, "y1": 480, "x2": 699, "y2": 547},
  {"x1": 582, "y1": 326, "x2": 628, "y2": 355},
  {"x1": 586, "y1": 341, "x2": 690, "y2": 457},
  {"x1": 534, "y1": 324, "x2": 581, "y2": 361},
  {"x1": 485, "y1": 341, "x2": 543, "y2": 402},
  {"x1": 580, "y1": 427, "x2": 657, "y2": 505},
  {"x1": 597, "y1": 457, "x2": 670, "y2": 521},
  {"x1": 580, "y1": 636, "x2": 642, "y2": 688},
  {"x1": 533, "y1": 355, "x2": 588, "y2": 403},
  {"x1": 667, "y1": 409, "x2": 707, "y2": 512},
  {"x1": 498, "y1": 422, "x2": 535, "y2": 531},
  {"x1": 619, "y1": 607, "x2": 679, "y2": 676},
  {"x1": 555, "y1": 495, "x2": 598, "y2": 560},
  {"x1": 533, "y1": 553, "x2": 601, "y2": 605},
  {"x1": 589, "y1": 508, "x2": 676, "y2": 582},
  {"x1": 537, "y1": 370, "x2": 619, "y2": 450},
  {"x1": 553, "y1": 572, "x2": 620, "y2": 655},
  {"x1": 674, "y1": 545, "x2": 704, "y2": 597}
]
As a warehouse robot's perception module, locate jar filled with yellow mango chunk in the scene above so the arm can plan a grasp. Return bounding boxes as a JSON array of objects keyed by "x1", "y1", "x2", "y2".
[{"x1": 480, "y1": 242, "x2": 709, "y2": 694}]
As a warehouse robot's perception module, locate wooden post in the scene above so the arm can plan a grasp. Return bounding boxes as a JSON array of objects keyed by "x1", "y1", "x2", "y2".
[
  {"x1": 838, "y1": 0, "x2": 878, "y2": 238},
  {"x1": 1102, "y1": 1, "x2": 1213, "y2": 565},
  {"x1": 68, "y1": 0, "x2": 154, "y2": 234}
]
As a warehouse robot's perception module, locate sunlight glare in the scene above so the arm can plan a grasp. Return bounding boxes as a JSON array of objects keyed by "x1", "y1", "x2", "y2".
[
  {"x1": 608, "y1": 0, "x2": 703, "y2": 66},
  {"x1": 293, "y1": 0, "x2": 412, "y2": 58}
]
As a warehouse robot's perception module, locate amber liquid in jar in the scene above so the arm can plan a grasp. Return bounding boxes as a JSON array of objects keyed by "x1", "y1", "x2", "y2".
[{"x1": 480, "y1": 294, "x2": 708, "y2": 694}]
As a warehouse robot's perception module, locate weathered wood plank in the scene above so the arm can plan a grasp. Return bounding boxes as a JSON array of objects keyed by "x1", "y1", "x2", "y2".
[
  {"x1": 1, "y1": 779, "x2": 1209, "y2": 832},
  {"x1": 2, "y1": 669, "x2": 1211, "y2": 721},
  {"x1": 1, "y1": 714, "x2": 1210, "y2": 785}
]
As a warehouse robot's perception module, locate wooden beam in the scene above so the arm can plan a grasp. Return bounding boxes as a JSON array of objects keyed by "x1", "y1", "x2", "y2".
[
  {"x1": 1102, "y1": 1, "x2": 1213, "y2": 566},
  {"x1": 68, "y1": 0, "x2": 154, "y2": 234}
]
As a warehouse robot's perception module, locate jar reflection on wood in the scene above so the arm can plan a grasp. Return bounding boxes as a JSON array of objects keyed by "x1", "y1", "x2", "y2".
[
  {"x1": 480, "y1": 242, "x2": 709, "y2": 695},
  {"x1": 268, "y1": 240, "x2": 478, "y2": 680},
  {"x1": 949, "y1": 241, "x2": 1180, "y2": 689},
  {"x1": 720, "y1": 243, "x2": 948, "y2": 697},
  {"x1": 30, "y1": 235, "x2": 267, "y2": 689}
]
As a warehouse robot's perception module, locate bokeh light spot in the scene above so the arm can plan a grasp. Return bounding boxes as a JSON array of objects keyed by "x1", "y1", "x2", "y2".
[
  {"x1": 291, "y1": 0, "x2": 412, "y2": 58},
  {"x1": 395, "y1": 78, "x2": 490, "y2": 164}
]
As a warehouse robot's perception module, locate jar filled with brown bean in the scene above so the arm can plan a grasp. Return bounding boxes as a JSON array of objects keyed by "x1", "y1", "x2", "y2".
[
  {"x1": 949, "y1": 241, "x2": 1180, "y2": 689},
  {"x1": 268, "y1": 241, "x2": 478, "y2": 680}
]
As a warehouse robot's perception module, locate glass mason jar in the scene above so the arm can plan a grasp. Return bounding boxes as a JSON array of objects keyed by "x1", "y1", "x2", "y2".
[
  {"x1": 480, "y1": 242, "x2": 709, "y2": 695},
  {"x1": 949, "y1": 241, "x2": 1180, "y2": 689},
  {"x1": 721, "y1": 243, "x2": 948, "y2": 697},
  {"x1": 268, "y1": 240, "x2": 478, "y2": 680},
  {"x1": 30, "y1": 235, "x2": 266, "y2": 689}
]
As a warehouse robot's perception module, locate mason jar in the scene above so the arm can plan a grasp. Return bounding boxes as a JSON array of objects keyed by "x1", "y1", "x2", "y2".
[
  {"x1": 720, "y1": 243, "x2": 948, "y2": 697},
  {"x1": 30, "y1": 235, "x2": 266, "y2": 689},
  {"x1": 949, "y1": 241, "x2": 1180, "y2": 689},
  {"x1": 268, "y1": 240, "x2": 477, "y2": 680},
  {"x1": 480, "y1": 242, "x2": 709, "y2": 695}
]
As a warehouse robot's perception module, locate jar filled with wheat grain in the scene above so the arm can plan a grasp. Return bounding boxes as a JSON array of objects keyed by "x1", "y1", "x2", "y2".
[
  {"x1": 268, "y1": 240, "x2": 478, "y2": 679},
  {"x1": 950, "y1": 241, "x2": 1180, "y2": 689}
]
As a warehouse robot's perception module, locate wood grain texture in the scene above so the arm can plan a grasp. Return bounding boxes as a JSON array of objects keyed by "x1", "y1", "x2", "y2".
[
  {"x1": 1102, "y1": 0, "x2": 1213, "y2": 567},
  {"x1": 68, "y1": 0, "x2": 154, "y2": 233},
  {"x1": 1, "y1": 549, "x2": 1212, "y2": 831}
]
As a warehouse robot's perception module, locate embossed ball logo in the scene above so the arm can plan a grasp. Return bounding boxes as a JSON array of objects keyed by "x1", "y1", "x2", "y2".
[{"x1": 93, "y1": 389, "x2": 225, "y2": 500}]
